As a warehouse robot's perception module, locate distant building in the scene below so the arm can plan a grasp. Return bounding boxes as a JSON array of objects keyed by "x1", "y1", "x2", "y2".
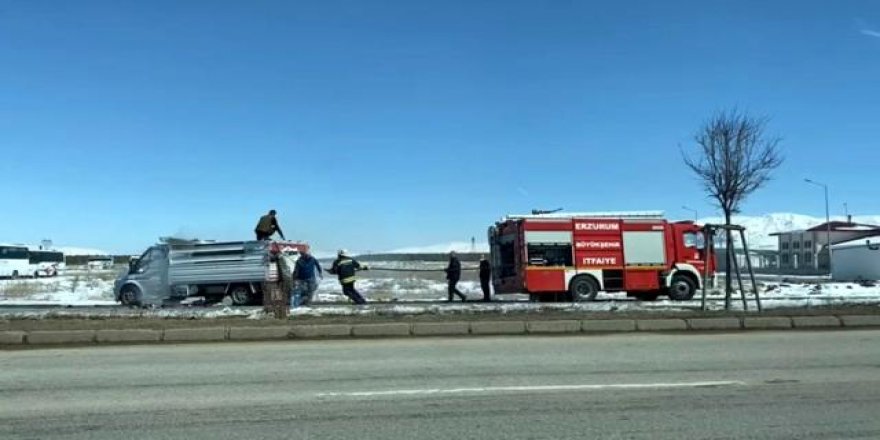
[
  {"x1": 771, "y1": 217, "x2": 880, "y2": 274},
  {"x1": 714, "y1": 248, "x2": 778, "y2": 273},
  {"x1": 831, "y1": 237, "x2": 880, "y2": 281}
]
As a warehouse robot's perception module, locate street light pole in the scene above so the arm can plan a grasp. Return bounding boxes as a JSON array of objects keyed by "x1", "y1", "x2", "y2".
[
  {"x1": 805, "y1": 179, "x2": 832, "y2": 275},
  {"x1": 682, "y1": 206, "x2": 698, "y2": 222}
]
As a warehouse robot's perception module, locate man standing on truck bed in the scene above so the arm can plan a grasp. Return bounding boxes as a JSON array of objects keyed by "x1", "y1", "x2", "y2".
[
  {"x1": 328, "y1": 249, "x2": 367, "y2": 305},
  {"x1": 255, "y1": 209, "x2": 285, "y2": 241}
]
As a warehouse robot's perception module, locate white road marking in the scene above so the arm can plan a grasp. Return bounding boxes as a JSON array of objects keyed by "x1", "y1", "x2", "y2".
[{"x1": 317, "y1": 380, "x2": 747, "y2": 397}]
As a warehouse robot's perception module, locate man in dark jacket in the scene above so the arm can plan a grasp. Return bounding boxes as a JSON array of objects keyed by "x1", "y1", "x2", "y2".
[
  {"x1": 254, "y1": 210, "x2": 285, "y2": 240},
  {"x1": 445, "y1": 251, "x2": 466, "y2": 302},
  {"x1": 479, "y1": 254, "x2": 492, "y2": 302},
  {"x1": 328, "y1": 249, "x2": 367, "y2": 305},
  {"x1": 292, "y1": 249, "x2": 323, "y2": 307}
]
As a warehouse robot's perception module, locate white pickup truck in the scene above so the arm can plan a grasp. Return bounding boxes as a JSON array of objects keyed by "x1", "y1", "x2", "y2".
[{"x1": 114, "y1": 239, "x2": 308, "y2": 307}]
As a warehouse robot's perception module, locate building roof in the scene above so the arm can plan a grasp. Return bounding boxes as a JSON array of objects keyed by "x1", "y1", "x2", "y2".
[
  {"x1": 806, "y1": 221, "x2": 880, "y2": 232},
  {"x1": 770, "y1": 221, "x2": 880, "y2": 236},
  {"x1": 831, "y1": 234, "x2": 880, "y2": 250}
]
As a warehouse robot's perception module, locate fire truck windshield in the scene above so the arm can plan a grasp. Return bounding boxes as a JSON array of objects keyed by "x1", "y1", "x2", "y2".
[{"x1": 684, "y1": 232, "x2": 706, "y2": 249}]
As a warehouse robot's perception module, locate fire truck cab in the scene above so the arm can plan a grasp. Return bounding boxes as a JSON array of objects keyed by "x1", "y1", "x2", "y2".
[{"x1": 488, "y1": 211, "x2": 714, "y2": 301}]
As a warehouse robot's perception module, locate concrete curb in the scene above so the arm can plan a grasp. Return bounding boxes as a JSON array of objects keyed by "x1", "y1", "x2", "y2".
[
  {"x1": 228, "y1": 326, "x2": 290, "y2": 341},
  {"x1": 527, "y1": 320, "x2": 580, "y2": 334},
  {"x1": 290, "y1": 324, "x2": 353, "y2": 338},
  {"x1": 470, "y1": 321, "x2": 527, "y2": 335},
  {"x1": 744, "y1": 317, "x2": 792, "y2": 330},
  {"x1": 27, "y1": 330, "x2": 96, "y2": 345},
  {"x1": 412, "y1": 322, "x2": 470, "y2": 336},
  {"x1": 2, "y1": 314, "x2": 878, "y2": 348},
  {"x1": 0, "y1": 331, "x2": 26, "y2": 345},
  {"x1": 637, "y1": 319, "x2": 688, "y2": 331},
  {"x1": 792, "y1": 316, "x2": 842, "y2": 328},
  {"x1": 582, "y1": 319, "x2": 636, "y2": 332},
  {"x1": 164, "y1": 327, "x2": 227, "y2": 342},
  {"x1": 839, "y1": 315, "x2": 880, "y2": 327},
  {"x1": 688, "y1": 317, "x2": 742, "y2": 331},
  {"x1": 96, "y1": 329, "x2": 161, "y2": 343},
  {"x1": 351, "y1": 323, "x2": 412, "y2": 337}
]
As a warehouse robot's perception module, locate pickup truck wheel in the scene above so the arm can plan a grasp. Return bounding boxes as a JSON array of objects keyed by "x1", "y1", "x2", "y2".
[
  {"x1": 569, "y1": 276, "x2": 599, "y2": 302},
  {"x1": 668, "y1": 275, "x2": 697, "y2": 301},
  {"x1": 229, "y1": 285, "x2": 251, "y2": 306},
  {"x1": 119, "y1": 285, "x2": 142, "y2": 307}
]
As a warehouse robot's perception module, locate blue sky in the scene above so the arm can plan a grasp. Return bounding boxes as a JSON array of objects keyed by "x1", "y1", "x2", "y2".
[{"x1": 2, "y1": 0, "x2": 879, "y2": 254}]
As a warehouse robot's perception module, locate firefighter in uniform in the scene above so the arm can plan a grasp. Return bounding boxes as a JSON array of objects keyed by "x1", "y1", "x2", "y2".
[
  {"x1": 328, "y1": 249, "x2": 368, "y2": 305},
  {"x1": 445, "y1": 251, "x2": 467, "y2": 302},
  {"x1": 254, "y1": 209, "x2": 285, "y2": 241},
  {"x1": 479, "y1": 254, "x2": 492, "y2": 302}
]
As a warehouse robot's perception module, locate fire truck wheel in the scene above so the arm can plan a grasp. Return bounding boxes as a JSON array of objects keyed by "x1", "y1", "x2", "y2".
[
  {"x1": 569, "y1": 276, "x2": 599, "y2": 302},
  {"x1": 229, "y1": 285, "x2": 252, "y2": 306},
  {"x1": 119, "y1": 285, "x2": 142, "y2": 307},
  {"x1": 668, "y1": 275, "x2": 697, "y2": 301}
]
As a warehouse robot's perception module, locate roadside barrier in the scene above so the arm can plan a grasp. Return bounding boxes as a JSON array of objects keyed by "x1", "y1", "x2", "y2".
[{"x1": 2, "y1": 314, "x2": 878, "y2": 347}]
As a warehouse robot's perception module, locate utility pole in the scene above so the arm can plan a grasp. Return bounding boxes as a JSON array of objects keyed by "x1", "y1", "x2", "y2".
[{"x1": 805, "y1": 178, "x2": 832, "y2": 275}]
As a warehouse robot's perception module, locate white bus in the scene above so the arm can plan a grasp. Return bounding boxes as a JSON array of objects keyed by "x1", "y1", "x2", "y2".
[
  {"x1": 29, "y1": 250, "x2": 65, "y2": 277},
  {"x1": 0, "y1": 245, "x2": 30, "y2": 279}
]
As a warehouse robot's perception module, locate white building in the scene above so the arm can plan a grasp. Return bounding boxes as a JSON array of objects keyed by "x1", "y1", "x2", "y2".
[
  {"x1": 831, "y1": 237, "x2": 880, "y2": 281},
  {"x1": 771, "y1": 218, "x2": 880, "y2": 274}
]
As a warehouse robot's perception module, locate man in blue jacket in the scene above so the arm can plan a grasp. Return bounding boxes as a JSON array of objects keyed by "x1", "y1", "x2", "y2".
[{"x1": 292, "y1": 249, "x2": 323, "y2": 307}]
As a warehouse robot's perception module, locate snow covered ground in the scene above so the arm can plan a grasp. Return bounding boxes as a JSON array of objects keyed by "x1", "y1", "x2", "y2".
[
  {"x1": 0, "y1": 268, "x2": 118, "y2": 306},
  {"x1": 2, "y1": 263, "x2": 879, "y2": 318}
]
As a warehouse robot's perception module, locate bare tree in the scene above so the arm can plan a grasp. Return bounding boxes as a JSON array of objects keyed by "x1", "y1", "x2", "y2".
[{"x1": 683, "y1": 109, "x2": 783, "y2": 303}]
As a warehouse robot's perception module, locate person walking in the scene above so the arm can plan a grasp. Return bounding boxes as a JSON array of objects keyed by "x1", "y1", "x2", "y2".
[
  {"x1": 291, "y1": 248, "x2": 323, "y2": 307},
  {"x1": 328, "y1": 249, "x2": 368, "y2": 305},
  {"x1": 254, "y1": 209, "x2": 285, "y2": 241},
  {"x1": 445, "y1": 251, "x2": 466, "y2": 302},
  {"x1": 479, "y1": 254, "x2": 492, "y2": 302}
]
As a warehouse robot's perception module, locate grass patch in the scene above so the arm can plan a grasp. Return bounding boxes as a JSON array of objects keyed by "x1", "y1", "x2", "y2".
[{"x1": 0, "y1": 281, "x2": 62, "y2": 298}]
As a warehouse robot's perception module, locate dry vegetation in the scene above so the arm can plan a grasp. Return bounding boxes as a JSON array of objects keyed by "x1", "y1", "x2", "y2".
[{"x1": 0, "y1": 281, "x2": 62, "y2": 298}]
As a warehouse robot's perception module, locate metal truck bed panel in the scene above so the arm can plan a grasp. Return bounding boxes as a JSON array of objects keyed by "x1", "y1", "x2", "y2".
[
  {"x1": 166, "y1": 241, "x2": 271, "y2": 285},
  {"x1": 168, "y1": 260, "x2": 267, "y2": 285}
]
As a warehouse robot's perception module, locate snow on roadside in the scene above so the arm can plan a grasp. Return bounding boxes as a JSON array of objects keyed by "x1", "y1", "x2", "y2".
[
  {"x1": 2, "y1": 266, "x2": 879, "y2": 316},
  {"x1": 0, "y1": 272, "x2": 117, "y2": 306}
]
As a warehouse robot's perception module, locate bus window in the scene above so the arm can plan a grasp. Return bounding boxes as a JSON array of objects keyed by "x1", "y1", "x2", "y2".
[{"x1": 0, "y1": 246, "x2": 28, "y2": 259}]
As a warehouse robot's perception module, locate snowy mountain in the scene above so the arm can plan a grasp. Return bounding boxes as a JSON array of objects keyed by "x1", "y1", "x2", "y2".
[{"x1": 695, "y1": 213, "x2": 880, "y2": 249}]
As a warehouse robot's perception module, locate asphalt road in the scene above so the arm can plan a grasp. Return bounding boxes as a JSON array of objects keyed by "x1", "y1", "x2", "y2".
[{"x1": 2, "y1": 330, "x2": 879, "y2": 439}]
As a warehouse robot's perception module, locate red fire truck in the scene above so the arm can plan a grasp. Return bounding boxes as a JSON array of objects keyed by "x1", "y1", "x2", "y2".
[{"x1": 488, "y1": 212, "x2": 714, "y2": 301}]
